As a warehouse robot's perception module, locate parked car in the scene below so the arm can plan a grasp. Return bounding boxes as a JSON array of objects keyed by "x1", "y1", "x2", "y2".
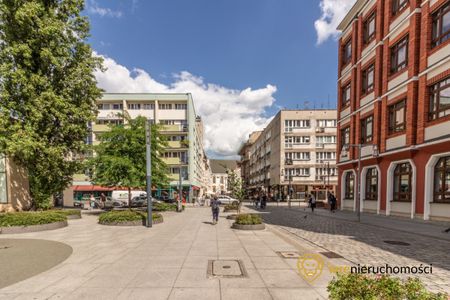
[
  {"x1": 155, "y1": 195, "x2": 176, "y2": 203},
  {"x1": 130, "y1": 195, "x2": 147, "y2": 207},
  {"x1": 217, "y1": 195, "x2": 239, "y2": 205}
]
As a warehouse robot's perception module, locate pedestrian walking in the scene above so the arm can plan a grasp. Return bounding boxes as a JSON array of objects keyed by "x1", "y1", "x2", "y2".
[
  {"x1": 308, "y1": 193, "x2": 316, "y2": 213},
  {"x1": 100, "y1": 193, "x2": 107, "y2": 209},
  {"x1": 211, "y1": 196, "x2": 221, "y2": 225},
  {"x1": 330, "y1": 192, "x2": 337, "y2": 212},
  {"x1": 261, "y1": 193, "x2": 267, "y2": 210}
]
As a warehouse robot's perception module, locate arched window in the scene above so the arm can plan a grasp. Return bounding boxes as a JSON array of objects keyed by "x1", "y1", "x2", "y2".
[
  {"x1": 365, "y1": 168, "x2": 378, "y2": 200},
  {"x1": 434, "y1": 157, "x2": 450, "y2": 203},
  {"x1": 393, "y1": 163, "x2": 412, "y2": 202},
  {"x1": 345, "y1": 172, "x2": 354, "y2": 199}
]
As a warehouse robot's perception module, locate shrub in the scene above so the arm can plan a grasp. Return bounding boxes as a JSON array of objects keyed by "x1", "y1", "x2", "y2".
[
  {"x1": 235, "y1": 214, "x2": 262, "y2": 225},
  {"x1": 327, "y1": 273, "x2": 447, "y2": 300},
  {"x1": 98, "y1": 210, "x2": 162, "y2": 224},
  {"x1": 153, "y1": 202, "x2": 177, "y2": 212},
  {"x1": 0, "y1": 211, "x2": 66, "y2": 227},
  {"x1": 224, "y1": 203, "x2": 239, "y2": 212},
  {"x1": 52, "y1": 209, "x2": 81, "y2": 217}
]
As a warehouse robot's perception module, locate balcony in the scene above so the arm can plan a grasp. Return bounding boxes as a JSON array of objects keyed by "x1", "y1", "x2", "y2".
[
  {"x1": 167, "y1": 141, "x2": 186, "y2": 148},
  {"x1": 161, "y1": 124, "x2": 182, "y2": 132},
  {"x1": 162, "y1": 157, "x2": 187, "y2": 165}
]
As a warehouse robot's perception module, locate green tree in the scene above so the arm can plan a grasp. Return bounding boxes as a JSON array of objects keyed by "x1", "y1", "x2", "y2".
[
  {"x1": 0, "y1": 0, "x2": 103, "y2": 209},
  {"x1": 88, "y1": 116, "x2": 169, "y2": 207},
  {"x1": 227, "y1": 168, "x2": 244, "y2": 213}
]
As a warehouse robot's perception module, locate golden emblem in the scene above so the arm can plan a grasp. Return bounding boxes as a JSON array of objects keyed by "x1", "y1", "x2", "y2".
[{"x1": 297, "y1": 253, "x2": 324, "y2": 283}]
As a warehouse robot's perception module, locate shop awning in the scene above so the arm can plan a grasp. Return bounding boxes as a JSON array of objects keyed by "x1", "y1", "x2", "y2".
[{"x1": 72, "y1": 185, "x2": 114, "y2": 192}]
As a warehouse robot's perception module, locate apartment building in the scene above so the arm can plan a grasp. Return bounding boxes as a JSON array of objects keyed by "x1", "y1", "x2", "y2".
[
  {"x1": 243, "y1": 110, "x2": 338, "y2": 201},
  {"x1": 65, "y1": 93, "x2": 207, "y2": 204},
  {"x1": 336, "y1": 0, "x2": 450, "y2": 221},
  {"x1": 209, "y1": 160, "x2": 240, "y2": 195},
  {"x1": 238, "y1": 131, "x2": 262, "y2": 191}
]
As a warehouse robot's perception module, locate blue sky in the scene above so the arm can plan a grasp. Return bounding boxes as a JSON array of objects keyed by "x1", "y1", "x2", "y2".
[{"x1": 86, "y1": 0, "x2": 355, "y2": 157}]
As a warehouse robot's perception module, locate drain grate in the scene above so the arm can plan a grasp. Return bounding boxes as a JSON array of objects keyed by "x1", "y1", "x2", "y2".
[
  {"x1": 276, "y1": 251, "x2": 300, "y2": 259},
  {"x1": 320, "y1": 251, "x2": 343, "y2": 259},
  {"x1": 207, "y1": 260, "x2": 247, "y2": 278},
  {"x1": 384, "y1": 240, "x2": 410, "y2": 246}
]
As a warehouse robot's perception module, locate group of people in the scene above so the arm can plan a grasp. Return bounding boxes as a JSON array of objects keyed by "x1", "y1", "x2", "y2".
[{"x1": 306, "y1": 191, "x2": 337, "y2": 213}]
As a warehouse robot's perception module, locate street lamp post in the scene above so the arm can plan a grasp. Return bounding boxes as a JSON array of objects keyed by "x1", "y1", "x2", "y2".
[
  {"x1": 341, "y1": 143, "x2": 379, "y2": 222},
  {"x1": 285, "y1": 158, "x2": 293, "y2": 208},
  {"x1": 145, "y1": 120, "x2": 153, "y2": 228}
]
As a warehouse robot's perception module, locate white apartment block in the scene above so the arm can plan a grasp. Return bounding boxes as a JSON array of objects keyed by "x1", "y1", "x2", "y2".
[{"x1": 245, "y1": 110, "x2": 338, "y2": 201}]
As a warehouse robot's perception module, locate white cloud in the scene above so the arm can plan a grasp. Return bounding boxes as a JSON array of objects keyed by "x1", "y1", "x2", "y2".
[
  {"x1": 314, "y1": 0, "x2": 356, "y2": 45},
  {"x1": 95, "y1": 54, "x2": 277, "y2": 158},
  {"x1": 86, "y1": 0, "x2": 123, "y2": 18}
]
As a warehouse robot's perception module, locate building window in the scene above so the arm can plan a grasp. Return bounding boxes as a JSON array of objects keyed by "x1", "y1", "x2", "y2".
[
  {"x1": 345, "y1": 172, "x2": 354, "y2": 199},
  {"x1": 317, "y1": 119, "x2": 337, "y2": 128},
  {"x1": 316, "y1": 136, "x2": 337, "y2": 144},
  {"x1": 431, "y1": 1, "x2": 450, "y2": 48},
  {"x1": 393, "y1": 162, "x2": 412, "y2": 202},
  {"x1": 97, "y1": 104, "x2": 110, "y2": 110},
  {"x1": 175, "y1": 104, "x2": 187, "y2": 110},
  {"x1": 362, "y1": 64, "x2": 375, "y2": 94},
  {"x1": 360, "y1": 115, "x2": 373, "y2": 143},
  {"x1": 316, "y1": 152, "x2": 336, "y2": 162},
  {"x1": 434, "y1": 156, "x2": 450, "y2": 203},
  {"x1": 392, "y1": 0, "x2": 408, "y2": 15},
  {"x1": 388, "y1": 100, "x2": 406, "y2": 134},
  {"x1": 286, "y1": 152, "x2": 311, "y2": 161},
  {"x1": 0, "y1": 155, "x2": 7, "y2": 204},
  {"x1": 341, "y1": 83, "x2": 351, "y2": 108},
  {"x1": 365, "y1": 168, "x2": 378, "y2": 200},
  {"x1": 112, "y1": 104, "x2": 123, "y2": 110},
  {"x1": 143, "y1": 103, "x2": 155, "y2": 110},
  {"x1": 127, "y1": 103, "x2": 141, "y2": 110},
  {"x1": 343, "y1": 40, "x2": 352, "y2": 65},
  {"x1": 341, "y1": 126, "x2": 350, "y2": 150},
  {"x1": 363, "y1": 12, "x2": 376, "y2": 44},
  {"x1": 390, "y1": 36, "x2": 408, "y2": 74},
  {"x1": 284, "y1": 120, "x2": 310, "y2": 131},
  {"x1": 159, "y1": 103, "x2": 172, "y2": 110},
  {"x1": 429, "y1": 77, "x2": 450, "y2": 121}
]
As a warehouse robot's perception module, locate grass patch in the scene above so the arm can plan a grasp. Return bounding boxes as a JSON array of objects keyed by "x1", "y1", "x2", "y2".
[
  {"x1": 0, "y1": 211, "x2": 66, "y2": 227},
  {"x1": 328, "y1": 273, "x2": 447, "y2": 300},
  {"x1": 98, "y1": 210, "x2": 162, "y2": 224},
  {"x1": 235, "y1": 214, "x2": 262, "y2": 225}
]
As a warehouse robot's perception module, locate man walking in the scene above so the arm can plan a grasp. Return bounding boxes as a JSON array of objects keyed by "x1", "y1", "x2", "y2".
[
  {"x1": 211, "y1": 196, "x2": 221, "y2": 225},
  {"x1": 308, "y1": 193, "x2": 316, "y2": 213}
]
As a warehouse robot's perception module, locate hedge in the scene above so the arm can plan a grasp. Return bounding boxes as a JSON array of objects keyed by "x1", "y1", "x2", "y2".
[
  {"x1": 235, "y1": 214, "x2": 262, "y2": 225},
  {"x1": 0, "y1": 211, "x2": 67, "y2": 227},
  {"x1": 328, "y1": 273, "x2": 447, "y2": 300},
  {"x1": 224, "y1": 203, "x2": 239, "y2": 212},
  {"x1": 98, "y1": 210, "x2": 162, "y2": 224},
  {"x1": 52, "y1": 209, "x2": 81, "y2": 217},
  {"x1": 152, "y1": 202, "x2": 177, "y2": 212}
]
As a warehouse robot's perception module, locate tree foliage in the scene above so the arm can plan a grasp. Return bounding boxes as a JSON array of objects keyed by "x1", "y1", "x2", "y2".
[
  {"x1": 227, "y1": 168, "x2": 244, "y2": 202},
  {"x1": 0, "y1": 0, "x2": 103, "y2": 208},
  {"x1": 87, "y1": 116, "x2": 170, "y2": 204}
]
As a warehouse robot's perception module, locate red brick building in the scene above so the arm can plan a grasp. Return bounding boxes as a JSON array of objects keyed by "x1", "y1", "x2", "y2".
[{"x1": 336, "y1": 0, "x2": 450, "y2": 221}]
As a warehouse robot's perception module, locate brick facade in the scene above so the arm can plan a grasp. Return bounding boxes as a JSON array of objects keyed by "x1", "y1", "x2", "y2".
[{"x1": 336, "y1": 0, "x2": 450, "y2": 221}]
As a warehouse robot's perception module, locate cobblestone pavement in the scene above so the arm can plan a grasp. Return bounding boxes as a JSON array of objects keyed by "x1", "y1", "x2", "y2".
[{"x1": 252, "y1": 205, "x2": 450, "y2": 294}]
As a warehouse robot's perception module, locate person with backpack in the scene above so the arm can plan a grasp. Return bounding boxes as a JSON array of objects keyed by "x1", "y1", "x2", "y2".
[
  {"x1": 211, "y1": 196, "x2": 221, "y2": 225},
  {"x1": 330, "y1": 192, "x2": 337, "y2": 213}
]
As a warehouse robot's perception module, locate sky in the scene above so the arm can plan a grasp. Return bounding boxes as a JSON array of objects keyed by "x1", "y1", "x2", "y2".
[{"x1": 86, "y1": 0, "x2": 356, "y2": 158}]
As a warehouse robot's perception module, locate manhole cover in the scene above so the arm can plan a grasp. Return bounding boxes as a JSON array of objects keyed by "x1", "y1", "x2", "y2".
[
  {"x1": 384, "y1": 240, "x2": 410, "y2": 246},
  {"x1": 207, "y1": 260, "x2": 247, "y2": 278},
  {"x1": 320, "y1": 251, "x2": 344, "y2": 259},
  {"x1": 276, "y1": 251, "x2": 300, "y2": 259}
]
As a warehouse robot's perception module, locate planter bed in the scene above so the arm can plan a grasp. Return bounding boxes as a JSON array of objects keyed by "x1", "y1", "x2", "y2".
[
  {"x1": 231, "y1": 223, "x2": 265, "y2": 230},
  {"x1": 0, "y1": 220, "x2": 68, "y2": 234},
  {"x1": 98, "y1": 210, "x2": 163, "y2": 226}
]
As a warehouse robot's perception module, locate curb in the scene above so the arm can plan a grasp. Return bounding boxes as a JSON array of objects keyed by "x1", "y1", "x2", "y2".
[
  {"x1": 66, "y1": 215, "x2": 81, "y2": 220},
  {"x1": 0, "y1": 220, "x2": 68, "y2": 234},
  {"x1": 231, "y1": 223, "x2": 265, "y2": 230}
]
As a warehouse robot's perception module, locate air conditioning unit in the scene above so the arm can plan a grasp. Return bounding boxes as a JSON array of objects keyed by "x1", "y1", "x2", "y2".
[
  {"x1": 316, "y1": 127, "x2": 325, "y2": 133},
  {"x1": 182, "y1": 125, "x2": 188, "y2": 132}
]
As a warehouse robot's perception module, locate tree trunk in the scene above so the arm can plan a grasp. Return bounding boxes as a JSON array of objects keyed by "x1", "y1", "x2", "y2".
[{"x1": 128, "y1": 186, "x2": 132, "y2": 209}]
